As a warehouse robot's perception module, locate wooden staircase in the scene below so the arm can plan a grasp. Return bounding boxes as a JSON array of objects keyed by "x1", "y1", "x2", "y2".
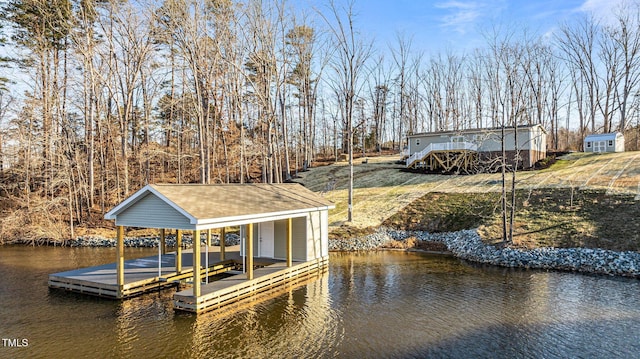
[{"x1": 406, "y1": 142, "x2": 478, "y2": 173}]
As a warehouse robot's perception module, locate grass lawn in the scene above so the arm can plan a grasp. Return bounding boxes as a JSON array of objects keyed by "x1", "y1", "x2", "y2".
[
  {"x1": 383, "y1": 188, "x2": 640, "y2": 252},
  {"x1": 299, "y1": 152, "x2": 640, "y2": 252}
]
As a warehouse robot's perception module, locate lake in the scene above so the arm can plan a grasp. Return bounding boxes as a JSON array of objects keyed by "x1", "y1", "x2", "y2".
[{"x1": 1, "y1": 246, "x2": 640, "y2": 358}]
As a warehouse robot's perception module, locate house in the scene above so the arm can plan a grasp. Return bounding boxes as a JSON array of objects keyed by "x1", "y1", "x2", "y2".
[
  {"x1": 406, "y1": 124, "x2": 547, "y2": 172},
  {"x1": 584, "y1": 132, "x2": 625, "y2": 153},
  {"x1": 50, "y1": 183, "x2": 334, "y2": 314}
]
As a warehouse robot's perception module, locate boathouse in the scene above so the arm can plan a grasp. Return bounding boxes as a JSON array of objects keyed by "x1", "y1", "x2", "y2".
[
  {"x1": 405, "y1": 124, "x2": 547, "y2": 172},
  {"x1": 584, "y1": 132, "x2": 625, "y2": 153},
  {"x1": 49, "y1": 183, "x2": 334, "y2": 314}
]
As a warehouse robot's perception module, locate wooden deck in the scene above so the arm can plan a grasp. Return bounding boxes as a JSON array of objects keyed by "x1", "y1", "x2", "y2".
[
  {"x1": 48, "y1": 249, "x2": 242, "y2": 299},
  {"x1": 173, "y1": 256, "x2": 329, "y2": 313}
]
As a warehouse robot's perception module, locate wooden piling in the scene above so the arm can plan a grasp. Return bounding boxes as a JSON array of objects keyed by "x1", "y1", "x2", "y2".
[
  {"x1": 247, "y1": 223, "x2": 253, "y2": 280},
  {"x1": 116, "y1": 226, "x2": 125, "y2": 298},
  {"x1": 193, "y1": 230, "x2": 201, "y2": 297},
  {"x1": 286, "y1": 218, "x2": 292, "y2": 267},
  {"x1": 176, "y1": 229, "x2": 183, "y2": 274}
]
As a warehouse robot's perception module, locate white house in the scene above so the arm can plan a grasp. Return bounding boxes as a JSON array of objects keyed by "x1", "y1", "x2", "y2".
[
  {"x1": 584, "y1": 133, "x2": 625, "y2": 153},
  {"x1": 406, "y1": 124, "x2": 547, "y2": 171}
]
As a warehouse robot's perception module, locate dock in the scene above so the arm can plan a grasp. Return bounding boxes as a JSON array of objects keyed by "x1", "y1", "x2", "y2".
[
  {"x1": 49, "y1": 248, "x2": 328, "y2": 314},
  {"x1": 52, "y1": 183, "x2": 334, "y2": 314}
]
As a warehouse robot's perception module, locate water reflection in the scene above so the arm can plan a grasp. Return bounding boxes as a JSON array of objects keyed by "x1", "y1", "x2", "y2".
[
  {"x1": 183, "y1": 273, "x2": 338, "y2": 358},
  {"x1": 2, "y1": 247, "x2": 640, "y2": 358}
]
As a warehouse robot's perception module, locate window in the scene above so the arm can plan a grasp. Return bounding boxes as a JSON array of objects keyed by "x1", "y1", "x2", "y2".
[
  {"x1": 586, "y1": 141, "x2": 591, "y2": 148},
  {"x1": 451, "y1": 136, "x2": 464, "y2": 143},
  {"x1": 416, "y1": 139, "x2": 420, "y2": 146},
  {"x1": 608, "y1": 140, "x2": 613, "y2": 147}
]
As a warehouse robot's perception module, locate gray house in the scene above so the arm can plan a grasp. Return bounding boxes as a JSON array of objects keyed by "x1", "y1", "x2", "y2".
[
  {"x1": 406, "y1": 124, "x2": 547, "y2": 172},
  {"x1": 584, "y1": 132, "x2": 625, "y2": 153}
]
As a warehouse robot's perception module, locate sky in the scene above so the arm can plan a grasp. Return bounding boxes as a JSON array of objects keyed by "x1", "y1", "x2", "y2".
[{"x1": 346, "y1": 0, "x2": 635, "y2": 55}]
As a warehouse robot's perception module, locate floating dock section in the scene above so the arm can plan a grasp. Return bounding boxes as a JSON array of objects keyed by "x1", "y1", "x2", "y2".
[
  {"x1": 174, "y1": 256, "x2": 328, "y2": 313},
  {"x1": 48, "y1": 251, "x2": 239, "y2": 299}
]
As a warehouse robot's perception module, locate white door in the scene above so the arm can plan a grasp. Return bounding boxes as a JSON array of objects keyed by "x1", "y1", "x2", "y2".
[
  {"x1": 594, "y1": 141, "x2": 606, "y2": 152},
  {"x1": 259, "y1": 222, "x2": 274, "y2": 258}
]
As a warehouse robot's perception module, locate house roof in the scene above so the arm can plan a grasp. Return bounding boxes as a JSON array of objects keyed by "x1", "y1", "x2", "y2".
[
  {"x1": 584, "y1": 132, "x2": 623, "y2": 141},
  {"x1": 407, "y1": 124, "x2": 546, "y2": 138},
  {"x1": 104, "y1": 183, "x2": 335, "y2": 229}
]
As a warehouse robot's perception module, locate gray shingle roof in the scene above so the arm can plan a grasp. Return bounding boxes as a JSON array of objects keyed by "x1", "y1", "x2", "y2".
[
  {"x1": 105, "y1": 183, "x2": 334, "y2": 229},
  {"x1": 150, "y1": 183, "x2": 334, "y2": 219}
]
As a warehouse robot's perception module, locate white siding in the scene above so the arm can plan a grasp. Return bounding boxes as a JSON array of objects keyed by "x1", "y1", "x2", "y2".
[
  {"x1": 307, "y1": 211, "x2": 323, "y2": 260},
  {"x1": 292, "y1": 217, "x2": 307, "y2": 261},
  {"x1": 321, "y1": 210, "x2": 329, "y2": 257},
  {"x1": 408, "y1": 126, "x2": 546, "y2": 155},
  {"x1": 273, "y1": 219, "x2": 287, "y2": 259},
  {"x1": 115, "y1": 193, "x2": 191, "y2": 229},
  {"x1": 615, "y1": 134, "x2": 625, "y2": 152}
]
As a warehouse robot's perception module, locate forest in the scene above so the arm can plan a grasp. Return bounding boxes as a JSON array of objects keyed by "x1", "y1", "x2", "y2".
[{"x1": 0, "y1": 0, "x2": 640, "y2": 242}]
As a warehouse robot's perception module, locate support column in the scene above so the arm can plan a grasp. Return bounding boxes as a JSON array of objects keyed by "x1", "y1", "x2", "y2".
[
  {"x1": 286, "y1": 218, "x2": 292, "y2": 267},
  {"x1": 220, "y1": 227, "x2": 226, "y2": 261},
  {"x1": 116, "y1": 226, "x2": 125, "y2": 298},
  {"x1": 247, "y1": 223, "x2": 253, "y2": 280},
  {"x1": 205, "y1": 229, "x2": 211, "y2": 283},
  {"x1": 160, "y1": 228, "x2": 166, "y2": 255},
  {"x1": 193, "y1": 229, "x2": 201, "y2": 297},
  {"x1": 176, "y1": 229, "x2": 183, "y2": 274}
]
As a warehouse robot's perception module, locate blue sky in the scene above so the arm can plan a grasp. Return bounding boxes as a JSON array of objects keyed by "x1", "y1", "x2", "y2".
[{"x1": 347, "y1": 0, "x2": 633, "y2": 54}]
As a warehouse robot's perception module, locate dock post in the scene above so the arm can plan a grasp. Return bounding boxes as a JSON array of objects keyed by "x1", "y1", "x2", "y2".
[
  {"x1": 220, "y1": 227, "x2": 226, "y2": 261},
  {"x1": 193, "y1": 229, "x2": 201, "y2": 297},
  {"x1": 286, "y1": 218, "x2": 292, "y2": 267},
  {"x1": 206, "y1": 229, "x2": 211, "y2": 283},
  {"x1": 160, "y1": 228, "x2": 166, "y2": 255},
  {"x1": 247, "y1": 223, "x2": 254, "y2": 280},
  {"x1": 176, "y1": 229, "x2": 183, "y2": 274},
  {"x1": 116, "y1": 226, "x2": 125, "y2": 298}
]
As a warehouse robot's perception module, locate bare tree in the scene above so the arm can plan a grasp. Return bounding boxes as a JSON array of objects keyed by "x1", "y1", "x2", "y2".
[
  {"x1": 556, "y1": 15, "x2": 600, "y2": 135},
  {"x1": 610, "y1": 3, "x2": 640, "y2": 131},
  {"x1": 320, "y1": 0, "x2": 372, "y2": 222}
]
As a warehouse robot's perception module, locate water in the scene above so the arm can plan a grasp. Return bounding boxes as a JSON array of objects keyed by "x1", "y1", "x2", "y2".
[{"x1": 2, "y1": 247, "x2": 640, "y2": 358}]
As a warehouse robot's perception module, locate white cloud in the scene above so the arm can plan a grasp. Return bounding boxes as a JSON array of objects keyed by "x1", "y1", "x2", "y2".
[
  {"x1": 577, "y1": 0, "x2": 634, "y2": 24},
  {"x1": 435, "y1": 1, "x2": 506, "y2": 34}
]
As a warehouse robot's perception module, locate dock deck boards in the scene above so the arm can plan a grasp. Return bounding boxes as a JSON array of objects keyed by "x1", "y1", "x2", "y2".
[
  {"x1": 48, "y1": 248, "x2": 242, "y2": 298},
  {"x1": 173, "y1": 257, "x2": 328, "y2": 313}
]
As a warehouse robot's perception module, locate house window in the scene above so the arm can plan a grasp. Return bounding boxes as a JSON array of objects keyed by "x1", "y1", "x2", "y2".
[
  {"x1": 586, "y1": 142, "x2": 591, "y2": 148},
  {"x1": 416, "y1": 139, "x2": 420, "y2": 146},
  {"x1": 608, "y1": 140, "x2": 613, "y2": 147},
  {"x1": 451, "y1": 136, "x2": 464, "y2": 143}
]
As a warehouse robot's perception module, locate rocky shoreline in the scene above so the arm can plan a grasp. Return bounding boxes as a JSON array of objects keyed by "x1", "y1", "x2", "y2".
[
  {"x1": 329, "y1": 227, "x2": 640, "y2": 278},
  {"x1": 66, "y1": 233, "x2": 242, "y2": 248}
]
